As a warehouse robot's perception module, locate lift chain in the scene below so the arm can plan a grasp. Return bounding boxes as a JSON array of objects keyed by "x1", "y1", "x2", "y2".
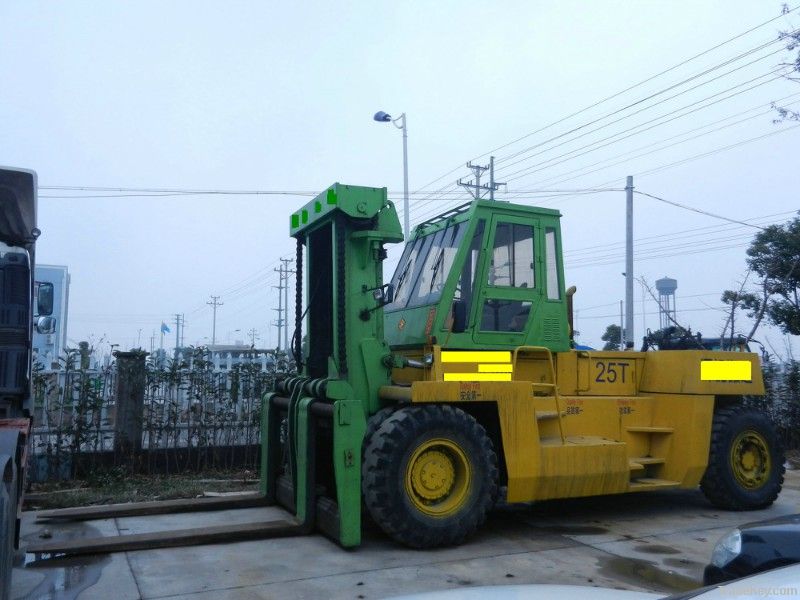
[
  {"x1": 293, "y1": 236, "x2": 304, "y2": 369},
  {"x1": 336, "y1": 216, "x2": 348, "y2": 376}
]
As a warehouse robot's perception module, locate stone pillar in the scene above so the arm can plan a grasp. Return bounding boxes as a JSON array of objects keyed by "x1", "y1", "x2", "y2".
[
  {"x1": 113, "y1": 350, "x2": 148, "y2": 458},
  {"x1": 78, "y1": 341, "x2": 90, "y2": 370}
]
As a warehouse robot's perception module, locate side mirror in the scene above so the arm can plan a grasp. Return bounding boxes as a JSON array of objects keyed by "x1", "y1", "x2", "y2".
[
  {"x1": 36, "y1": 282, "x2": 54, "y2": 316},
  {"x1": 451, "y1": 300, "x2": 467, "y2": 333},
  {"x1": 371, "y1": 283, "x2": 395, "y2": 307},
  {"x1": 35, "y1": 316, "x2": 56, "y2": 334}
]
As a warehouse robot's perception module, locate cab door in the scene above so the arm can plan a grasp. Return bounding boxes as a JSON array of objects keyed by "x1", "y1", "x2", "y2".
[{"x1": 472, "y1": 215, "x2": 541, "y2": 347}]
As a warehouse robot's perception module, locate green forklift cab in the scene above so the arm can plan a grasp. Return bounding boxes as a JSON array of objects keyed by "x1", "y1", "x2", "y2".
[{"x1": 384, "y1": 200, "x2": 571, "y2": 352}]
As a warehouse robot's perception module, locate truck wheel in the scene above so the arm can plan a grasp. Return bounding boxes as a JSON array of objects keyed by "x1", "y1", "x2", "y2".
[
  {"x1": 700, "y1": 406, "x2": 785, "y2": 510},
  {"x1": 362, "y1": 405, "x2": 497, "y2": 548}
]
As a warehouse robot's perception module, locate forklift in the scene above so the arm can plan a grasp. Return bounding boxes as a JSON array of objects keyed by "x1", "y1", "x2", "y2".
[{"x1": 31, "y1": 183, "x2": 783, "y2": 557}]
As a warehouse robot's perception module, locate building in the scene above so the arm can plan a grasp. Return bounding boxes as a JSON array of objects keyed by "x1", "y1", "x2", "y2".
[{"x1": 33, "y1": 264, "x2": 70, "y2": 368}]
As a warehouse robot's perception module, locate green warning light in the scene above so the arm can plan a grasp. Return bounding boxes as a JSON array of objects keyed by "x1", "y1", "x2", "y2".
[
  {"x1": 315, "y1": 201, "x2": 322, "y2": 214},
  {"x1": 326, "y1": 189, "x2": 337, "y2": 205},
  {"x1": 291, "y1": 213, "x2": 300, "y2": 228},
  {"x1": 302, "y1": 209, "x2": 309, "y2": 224}
]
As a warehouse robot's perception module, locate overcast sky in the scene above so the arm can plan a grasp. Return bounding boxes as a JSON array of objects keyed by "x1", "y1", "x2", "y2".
[{"x1": 2, "y1": 1, "x2": 798, "y2": 357}]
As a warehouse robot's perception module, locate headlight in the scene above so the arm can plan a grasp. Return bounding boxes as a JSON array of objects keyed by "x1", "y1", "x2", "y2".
[{"x1": 711, "y1": 528, "x2": 742, "y2": 567}]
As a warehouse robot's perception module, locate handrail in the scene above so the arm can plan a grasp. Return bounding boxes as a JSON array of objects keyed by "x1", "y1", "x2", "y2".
[{"x1": 513, "y1": 346, "x2": 565, "y2": 443}]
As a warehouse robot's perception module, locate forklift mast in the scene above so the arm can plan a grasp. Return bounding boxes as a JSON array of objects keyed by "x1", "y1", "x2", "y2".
[
  {"x1": 289, "y1": 183, "x2": 403, "y2": 413},
  {"x1": 260, "y1": 184, "x2": 403, "y2": 547}
]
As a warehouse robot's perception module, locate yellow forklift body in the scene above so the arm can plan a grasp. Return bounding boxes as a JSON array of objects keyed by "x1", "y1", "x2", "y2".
[{"x1": 384, "y1": 346, "x2": 765, "y2": 503}]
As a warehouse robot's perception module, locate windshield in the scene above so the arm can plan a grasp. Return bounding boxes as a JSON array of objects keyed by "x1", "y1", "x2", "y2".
[{"x1": 386, "y1": 222, "x2": 466, "y2": 312}]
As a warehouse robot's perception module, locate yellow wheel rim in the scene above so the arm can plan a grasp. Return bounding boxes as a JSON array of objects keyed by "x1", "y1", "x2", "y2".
[
  {"x1": 405, "y1": 438, "x2": 471, "y2": 517},
  {"x1": 730, "y1": 430, "x2": 771, "y2": 489}
]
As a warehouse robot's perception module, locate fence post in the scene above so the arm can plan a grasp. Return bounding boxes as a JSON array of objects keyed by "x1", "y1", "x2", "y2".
[{"x1": 113, "y1": 350, "x2": 148, "y2": 464}]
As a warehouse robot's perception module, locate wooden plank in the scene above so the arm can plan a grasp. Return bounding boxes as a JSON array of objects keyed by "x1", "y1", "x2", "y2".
[
  {"x1": 36, "y1": 493, "x2": 268, "y2": 522},
  {"x1": 26, "y1": 518, "x2": 303, "y2": 556}
]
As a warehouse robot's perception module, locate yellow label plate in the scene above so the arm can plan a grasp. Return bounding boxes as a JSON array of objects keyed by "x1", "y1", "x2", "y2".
[
  {"x1": 443, "y1": 372, "x2": 512, "y2": 382},
  {"x1": 441, "y1": 351, "x2": 511, "y2": 363},
  {"x1": 700, "y1": 360, "x2": 752, "y2": 381}
]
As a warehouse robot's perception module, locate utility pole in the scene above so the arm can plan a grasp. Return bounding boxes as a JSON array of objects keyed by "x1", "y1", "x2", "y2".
[
  {"x1": 248, "y1": 328, "x2": 259, "y2": 347},
  {"x1": 207, "y1": 296, "x2": 223, "y2": 346},
  {"x1": 458, "y1": 156, "x2": 505, "y2": 200},
  {"x1": 273, "y1": 266, "x2": 285, "y2": 351},
  {"x1": 137, "y1": 328, "x2": 142, "y2": 348},
  {"x1": 173, "y1": 313, "x2": 183, "y2": 355},
  {"x1": 281, "y1": 258, "x2": 294, "y2": 352},
  {"x1": 625, "y1": 176, "x2": 634, "y2": 349},
  {"x1": 181, "y1": 313, "x2": 185, "y2": 346},
  {"x1": 280, "y1": 258, "x2": 295, "y2": 352},
  {"x1": 150, "y1": 331, "x2": 155, "y2": 355},
  {"x1": 273, "y1": 259, "x2": 296, "y2": 351}
]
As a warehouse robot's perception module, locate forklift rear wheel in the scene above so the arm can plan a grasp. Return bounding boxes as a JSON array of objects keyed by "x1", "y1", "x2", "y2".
[
  {"x1": 700, "y1": 406, "x2": 785, "y2": 510},
  {"x1": 362, "y1": 405, "x2": 497, "y2": 548}
]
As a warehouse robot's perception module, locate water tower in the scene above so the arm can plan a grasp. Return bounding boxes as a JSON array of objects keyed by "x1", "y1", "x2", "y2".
[{"x1": 655, "y1": 277, "x2": 678, "y2": 329}]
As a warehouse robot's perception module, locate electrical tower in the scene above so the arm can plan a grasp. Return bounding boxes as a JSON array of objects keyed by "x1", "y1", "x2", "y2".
[
  {"x1": 248, "y1": 328, "x2": 259, "y2": 347},
  {"x1": 457, "y1": 156, "x2": 505, "y2": 200},
  {"x1": 207, "y1": 296, "x2": 223, "y2": 346}
]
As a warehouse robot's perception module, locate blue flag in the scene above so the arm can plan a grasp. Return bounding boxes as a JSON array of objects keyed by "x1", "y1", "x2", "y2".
[{"x1": 161, "y1": 322, "x2": 171, "y2": 334}]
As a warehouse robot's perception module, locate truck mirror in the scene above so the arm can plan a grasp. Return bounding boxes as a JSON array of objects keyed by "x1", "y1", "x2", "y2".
[
  {"x1": 36, "y1": 282, "x2": 54, "y2": 316},
  {"x1": 451, "y1": 300, "x2": 467, "y2": 333},
  {"x1": 35, "y1": 316, "x2": 56, "y2": 335}
]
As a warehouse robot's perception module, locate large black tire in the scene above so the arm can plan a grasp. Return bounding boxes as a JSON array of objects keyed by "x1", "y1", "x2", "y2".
[
  {"x1": 363, "y1": 406, "x2": 396, "y2": 452},
  {"x1": 362, "y1": 405, "x2": 498, "y2": 548},
  {"x1": 700, "y1": 406, "x2": 785, "y2": 510},
  {"x1": 360, "y1": 406, "x2": 396, "y2": 521}
]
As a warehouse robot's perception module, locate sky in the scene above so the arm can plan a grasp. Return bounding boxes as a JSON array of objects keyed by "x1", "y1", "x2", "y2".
[{"x1": 1, "y1": 1, "x2": 799, "y2": 358}]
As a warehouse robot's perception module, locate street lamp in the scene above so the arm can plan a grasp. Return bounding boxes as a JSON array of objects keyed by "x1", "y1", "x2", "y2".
[{"x1": 374, "y1": 110, "x2": 409, "y2": 239}]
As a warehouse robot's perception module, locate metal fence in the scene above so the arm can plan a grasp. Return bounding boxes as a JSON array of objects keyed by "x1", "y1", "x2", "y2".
[{"x1": 29, "y1": 349, "x2": 291, "y2": 480}]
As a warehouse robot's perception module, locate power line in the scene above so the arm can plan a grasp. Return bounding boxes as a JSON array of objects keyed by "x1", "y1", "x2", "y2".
[
  {"x1": 407, "y1": 22, "x2": 798, "y2": 218},
  {"x1": 498, "y1": 66, "x2": 788, "y2": 184},
  {"x1": 409, "y1": 5, "x2": 799, "y2": 200},
  {"x1": 411, "y1": 36, "x2": 792, "y2": 220},
  {"x1": 408, "y1": 62, "x2": 786, "y2": 224},
  {"x1": 565, "y1": 210, "x2": 796, "y2": 257},
  {"x1": 633, "y1": 190, "x2": 766, "y2": 230},
  {"x1": 494, "y1": 40, "x2": 790, "y2": 171},
  {"x1": 630, "y1": 122, "x2": 800, "y2": 179},
  {"x1": 504, "y1": 94, "x2": 800, "y2": 191}
]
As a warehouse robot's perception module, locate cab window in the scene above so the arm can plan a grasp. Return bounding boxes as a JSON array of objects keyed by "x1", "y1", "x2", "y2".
[
  {"x1": 488, "y1": 224, "x2": 534, "y2": 288},
  {"x1": 480, "y1": 300, "x2": 532, "y2": 332},
  {"x1": 545, "y1": 228, "x2": 561, "y2": 300}
]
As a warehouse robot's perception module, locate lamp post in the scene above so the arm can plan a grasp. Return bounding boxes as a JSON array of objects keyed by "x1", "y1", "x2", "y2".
[{"x1": 374, "y1": 110, "x2": 409, "y2": 239}]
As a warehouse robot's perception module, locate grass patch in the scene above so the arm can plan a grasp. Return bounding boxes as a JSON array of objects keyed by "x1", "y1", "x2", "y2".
[{"x1": 25, "y1": 468, "x2": 259, "y2": 510}]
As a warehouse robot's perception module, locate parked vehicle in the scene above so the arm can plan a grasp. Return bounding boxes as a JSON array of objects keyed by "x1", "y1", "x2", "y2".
[
  {"x1": 0, "y1": 167, "x2": 55, "y2": 600},
  {"x1": 703, "y1": 513, "x2": 800, "y2": 584}
]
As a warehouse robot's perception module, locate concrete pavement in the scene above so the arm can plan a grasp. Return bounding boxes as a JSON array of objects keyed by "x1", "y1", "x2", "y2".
[{"x1": 11, "y1": 468, "x2": 799, "y2": 599}]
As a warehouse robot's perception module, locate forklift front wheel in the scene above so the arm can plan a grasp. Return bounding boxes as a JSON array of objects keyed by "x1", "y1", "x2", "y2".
[{"x1": 362, "y1": 405, "x2": 498, "y2": 548}]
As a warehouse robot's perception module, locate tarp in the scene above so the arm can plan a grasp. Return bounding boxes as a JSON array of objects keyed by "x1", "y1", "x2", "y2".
[{"x1": 0, "y1": 167, "x2": 37, "y2": 250}]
